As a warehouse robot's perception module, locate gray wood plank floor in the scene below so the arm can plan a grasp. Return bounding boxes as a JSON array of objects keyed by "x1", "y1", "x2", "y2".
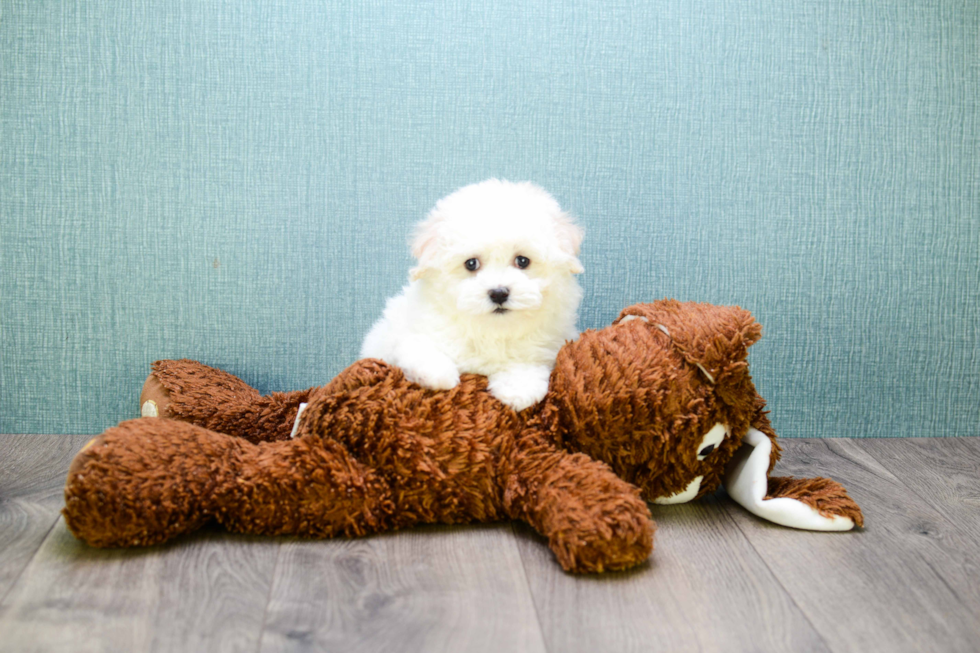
[{"x1": 1, "y1": 434, "x2": 978, "y2": 653}]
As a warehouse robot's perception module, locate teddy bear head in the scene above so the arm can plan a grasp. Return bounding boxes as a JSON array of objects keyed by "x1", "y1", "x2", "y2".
[{"x1": 543, "y1": 300, "x2": 774, "y2": 504}]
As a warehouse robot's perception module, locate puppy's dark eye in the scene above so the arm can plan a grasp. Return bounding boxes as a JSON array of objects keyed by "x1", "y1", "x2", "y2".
[
  {"x1": 698, "y1": 444, "x2": 715, "y2": 458},
  {"x1": 515, "y1": 256, "x2": 530, "y2": 269},
  {"x1": 464, "y1": 258, "x2": 480, "y2": 272}
]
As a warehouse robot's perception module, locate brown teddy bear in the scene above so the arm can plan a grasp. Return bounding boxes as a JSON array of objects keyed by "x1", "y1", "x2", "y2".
[{"x1": 63, "y1": 300, "x2": 863, "y2": 573}]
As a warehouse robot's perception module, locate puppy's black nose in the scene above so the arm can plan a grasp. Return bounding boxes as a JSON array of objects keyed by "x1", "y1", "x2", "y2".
[{"x1": 488, "y1": 288, "x2": 510, "y2": 305}]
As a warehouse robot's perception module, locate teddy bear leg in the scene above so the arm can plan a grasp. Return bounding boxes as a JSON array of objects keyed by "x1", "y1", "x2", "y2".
[
  {"x1": 63, "y1": 418, "x2": 246, "y2": 547},
  {"x1": 219, "y1": 435, "x2": 397, "y2": 539},
  {"x1": 143, "y1": 359, "x2": 311, "y2": 443},
  {"x1": 139, "y1": 372, "x2": 173, "y2": 418},
  {"x1": 503, "y1": 443, "x2": 655, "y2": 573}
]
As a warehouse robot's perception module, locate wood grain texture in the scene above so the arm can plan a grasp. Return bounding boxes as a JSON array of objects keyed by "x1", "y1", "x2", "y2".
[
  {"x1": 513, "y1": 497, "x2": 831, "y2": 653},
  {"x1": 0, "y1": 522, "x2": 279, "y2": 653},
  {"x1": 722, "y1": 438, "x2": 980, "y2": 653},
  {"x1": 859, "y1": 437, "x2": 980, "y2": 540},
  {"x1": 258, "y1": 524, "x2": 547, "y2": 653},
  {"x1": 4, "y1": 436, "x2": 980, "y2": 652},
  {"x1": 0, "y1": 434, "x2": 91, "y2": 603}
]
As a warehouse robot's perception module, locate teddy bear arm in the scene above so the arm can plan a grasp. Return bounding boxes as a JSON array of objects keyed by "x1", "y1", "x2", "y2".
[
  {"x1": 764, "y1": 476, "x2": 865, "y2": 528},
  {"x1": 502, "y1": 441, "x2": 655, "y2": 573},
  {"x1": 143, "y1": 359, "x2": 312, "y2": 443},
  {"x1": 748, "y1": 393, "x2": 782, "y2": 471},
  {"x1": 724, "y1": 427, "x2": 863, "y2": 530}
]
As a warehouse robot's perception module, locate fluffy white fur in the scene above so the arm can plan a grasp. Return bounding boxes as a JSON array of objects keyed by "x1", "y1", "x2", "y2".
[{"x1": 360, "y1": 179, "x2": 584, "y2": 411}]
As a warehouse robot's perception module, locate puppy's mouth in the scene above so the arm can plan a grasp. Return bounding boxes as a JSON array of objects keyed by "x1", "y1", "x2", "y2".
[{"x1": 493, "y1": 307, "x2": 509, "y2": 314}]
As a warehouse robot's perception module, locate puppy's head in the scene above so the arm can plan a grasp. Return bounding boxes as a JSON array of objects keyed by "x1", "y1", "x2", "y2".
[{"x1": 410, "y1": 179, "x2": 583, "y2": 318}]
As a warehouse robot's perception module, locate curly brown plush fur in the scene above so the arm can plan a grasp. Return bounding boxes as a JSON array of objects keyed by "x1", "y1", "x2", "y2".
[
  {"x1": 63, "y1": 300, "x2": 862, "y2": 573},
  {"x1": 766, "y1": 476, "x2": 865, "y2": 527}
]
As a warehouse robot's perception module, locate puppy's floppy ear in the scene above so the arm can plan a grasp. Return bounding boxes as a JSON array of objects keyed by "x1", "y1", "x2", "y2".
[
  {"x1": 409, "y1": 214, "x2": 444, "y2": 281},
  {"x1": 553, "y1": 213, "x2": 585, "y2": 274}
]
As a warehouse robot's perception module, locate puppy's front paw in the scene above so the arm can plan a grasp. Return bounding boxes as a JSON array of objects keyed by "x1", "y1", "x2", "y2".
[
  {"x1": 488, "y1": 366, "x2": 551, "y2": 411},
  {"x1": 402, "y1": 358, "x2": 460, "y2": 391}
]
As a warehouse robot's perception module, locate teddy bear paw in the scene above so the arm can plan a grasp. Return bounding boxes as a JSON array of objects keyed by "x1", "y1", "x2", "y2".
[
  {"x1": 766, "y1": 476, "x2": 865, "y2": 529},
  {"x1": 139, "y1": 374, "x2": 173, "y2": 419},
  {"x1": 549, "y1": 511, "x2": 655, "y2": 573}
]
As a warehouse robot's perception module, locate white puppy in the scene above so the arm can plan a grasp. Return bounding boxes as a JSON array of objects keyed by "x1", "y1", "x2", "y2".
[{"x1": 360, "y1": 179, "x2": 584, "y2": 411}]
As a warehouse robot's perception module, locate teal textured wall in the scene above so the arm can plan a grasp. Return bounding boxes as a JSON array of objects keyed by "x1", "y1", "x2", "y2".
[{"x1": 1, "y1": 0, "x2": 977, "y2": 436}]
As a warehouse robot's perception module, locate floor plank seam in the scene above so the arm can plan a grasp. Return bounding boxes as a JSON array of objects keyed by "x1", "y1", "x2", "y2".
[
  {"x1": 718, "y1": 498, "x2": 836, "y2": 653},
  {"x1": 855, "y1": 441, "x2": 968, "y2": 538},
  {"x1": 922, "y1": 555, "x2": 969, "y2": 607},
  {"x1": 252, "y1": 539, "x2": 283, "y2": 653},
  {"x1": 509, "y1": 523, "x2": 551, "y2": 653},
  {"x1": 0, "y1": 512, "x2": 62, "y2": 610},
  {"x1": 852, "y1": 441, "x2": 978, "y2": 610},
  {"x1": 842, "y1": 439, "x2": 980, "y2": 557}
]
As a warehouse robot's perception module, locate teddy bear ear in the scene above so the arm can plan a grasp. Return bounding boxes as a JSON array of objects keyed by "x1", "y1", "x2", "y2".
[
  {"x1": 614, "y1": 300, "x2": 762, "y2": 383},
  {"x1": 615, "y1": 300, "x2": 761, "y2": 343}
]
